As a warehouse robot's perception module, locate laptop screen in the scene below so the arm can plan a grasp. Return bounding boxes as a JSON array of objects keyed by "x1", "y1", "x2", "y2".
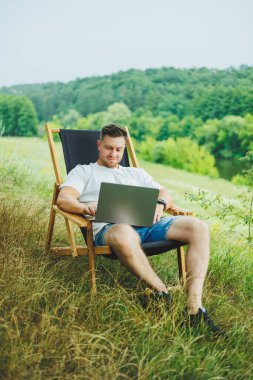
[{"x1": 95, "y1": 182, "x2": 159, "y2": 226}]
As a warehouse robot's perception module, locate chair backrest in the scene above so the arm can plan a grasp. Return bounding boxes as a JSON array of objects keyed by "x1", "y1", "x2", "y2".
[
  {"x1": 45, "y1": 124, "x2": 138, "y2": 185},
  {"x1": 60, "y1": 129, "x2": 130, "y2": 173}
]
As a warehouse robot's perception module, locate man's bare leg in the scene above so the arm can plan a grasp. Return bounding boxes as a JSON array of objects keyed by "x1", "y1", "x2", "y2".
[
  {"x1": 166, "y1": 217, "x2": 210, "y2": 314},
  {"x1": 104, "y1": 224, "x2": 168, "y2": 292}
]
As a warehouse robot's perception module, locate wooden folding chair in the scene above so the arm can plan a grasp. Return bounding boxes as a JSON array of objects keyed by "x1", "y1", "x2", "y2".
[{"x1": 45, "y1": 123, "x2": 193, "y2": 294}]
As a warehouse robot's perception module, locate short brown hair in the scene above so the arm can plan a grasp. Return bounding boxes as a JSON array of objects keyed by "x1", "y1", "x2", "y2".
[{"x1": 100, "y1": 124, "x2": 128, "y2": 140}]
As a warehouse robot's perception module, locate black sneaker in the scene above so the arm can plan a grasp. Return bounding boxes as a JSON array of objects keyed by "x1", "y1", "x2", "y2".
[{"x1": 189, "y1": 307, "x2": 227, "y2": 338}]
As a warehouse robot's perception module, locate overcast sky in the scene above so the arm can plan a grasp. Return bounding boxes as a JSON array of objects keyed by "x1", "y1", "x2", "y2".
[{"x1": 1, "y1": 0, "x2": 252, "y2": 87}]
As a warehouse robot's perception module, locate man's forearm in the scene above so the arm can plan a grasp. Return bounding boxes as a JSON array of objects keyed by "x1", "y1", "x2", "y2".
[
  {"x1": 57, "y1": 194, "x2": 85, "y2": 214},
  {"x1": 158, "y1": 188, "x2": 173, "y2": 210}
]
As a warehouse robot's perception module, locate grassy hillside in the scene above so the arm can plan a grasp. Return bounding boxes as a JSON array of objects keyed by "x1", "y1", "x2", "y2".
[{"x1": 0, "y1": 137, "x2": 252, "y2": 379}]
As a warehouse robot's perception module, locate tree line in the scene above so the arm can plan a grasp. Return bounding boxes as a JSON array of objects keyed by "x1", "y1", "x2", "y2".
[
  {"x1": 0, "y1": 66, "x2": 252, "y2": 180},
  {"x1": 1, "y1": 65, "x2": 253, "y2": 122},
  {"x1": 50, "y1": 102, "x2": 253, "y2": 178}
]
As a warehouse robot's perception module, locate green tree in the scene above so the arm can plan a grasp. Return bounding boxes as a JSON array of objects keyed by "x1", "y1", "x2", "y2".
[
  {"x1": 102, "y1": 102, "x2": 131, "y2": 126},
  {"x1": 0, "y1": 95, "x2": 38, "y2": 136},
  {"x1": 75, "y1": 102, "x2": 131, "y2": 131},
  {"x1": 157, "y1": 115, "x2": 179, "y2": 140},
  {"x1": 129, "y1": 112, "x2": 163, "y2": 141},
  {"x1": 216, "y1": 116, "x2": 246, "y2": 159},
  {"x1": 157, "y1": 115, "x2": 203, "y2": 140},
  {"x1": 195, "y1": 114, "x2": 253, "y2": 160},
  {"x1": 138, "y1": 136, "x2": 218, "y2": 176},
  {"x1": 195, "y1": 119, "x2": 220, "y2": 153},
  {"x1": 137, "y1": 137, "x2": 157, "y2": 161},
  {"x1": 60, "y1": 109, "x2": 82, "y2": 128},
  {"x1": 238, "y1": 114, "x2": 253, "y2": 153},
  {"x1": 162, "y1": 138, "x2": 218, "y2": 176}
]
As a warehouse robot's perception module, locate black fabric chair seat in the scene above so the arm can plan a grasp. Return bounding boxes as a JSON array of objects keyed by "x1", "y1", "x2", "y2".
[
  {"x1": 103, "y1": 239, "x2": 185, "y2": 260},
  {"x1": 143, "y1": 240, "x2": 185, "y2": 256}
]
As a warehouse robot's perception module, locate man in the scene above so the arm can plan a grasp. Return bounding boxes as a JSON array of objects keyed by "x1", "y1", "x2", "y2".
[{"x1": 57, "y1": 124, "x2": 225, "y2": 336}]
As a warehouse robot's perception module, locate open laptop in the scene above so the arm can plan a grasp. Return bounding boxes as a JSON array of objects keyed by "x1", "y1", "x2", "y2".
[{"x1": 84, "y1": 182, "x2": 159, "y2": 227}]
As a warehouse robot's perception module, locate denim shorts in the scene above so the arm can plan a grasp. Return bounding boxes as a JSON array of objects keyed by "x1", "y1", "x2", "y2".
[{"x1": 94, "y1": 216, "x2": 179, "y2": 246}]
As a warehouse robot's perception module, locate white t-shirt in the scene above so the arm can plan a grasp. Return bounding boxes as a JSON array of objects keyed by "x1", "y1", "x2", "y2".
[{"x1": 60, "y1": 162, "x2": 162, "y2": 238}]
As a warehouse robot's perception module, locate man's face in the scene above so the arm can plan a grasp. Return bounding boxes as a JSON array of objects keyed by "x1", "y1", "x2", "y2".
[{"x1": 97, "y1": 135, "x2": 126, "y2": 168}]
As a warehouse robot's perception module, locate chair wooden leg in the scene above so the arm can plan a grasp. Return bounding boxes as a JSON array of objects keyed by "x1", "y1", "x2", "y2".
[
  {"x1": 46, "y1": 206, "x2": 56, "y2": 251},
  {"x1": 45, "y1": 183, "x2": 59, "y2": 251},
  {"x1": 65, "y1": 218, "x2": 78, "y2": 257},
  {"x1": 86, "y1": 224, "x2": 97, "y2": 294},
  {"x1": 177, "y1": 246, "x2": 187, "y2": 288}
]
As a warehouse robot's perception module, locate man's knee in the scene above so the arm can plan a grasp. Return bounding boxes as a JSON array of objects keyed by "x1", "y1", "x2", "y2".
[
  {"x1": 191, "y1": 218, "x2": 210, "y2": 242},
  {"x1": 105, "y1": 223, "x2": 140, "y2": 249},
  {"x1": 167, "y1": 216, "x2": 210, "y2": 244},
  {"x1": 194, "y1": 219, "x2": 210, "y2": 244}
]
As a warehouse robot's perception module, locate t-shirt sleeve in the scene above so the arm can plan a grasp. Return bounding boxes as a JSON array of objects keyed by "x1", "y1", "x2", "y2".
[
  {"x1": 137, "y1": 169, "x2": 162, "y2": 189},
  {"x1": 59, "y1": 165, "x2": 87, "y2": 196}
]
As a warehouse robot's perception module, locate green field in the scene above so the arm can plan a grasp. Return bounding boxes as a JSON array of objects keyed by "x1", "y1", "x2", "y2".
[{"x1": 0, "y1": 137, "x2": 252, "y2": 379}]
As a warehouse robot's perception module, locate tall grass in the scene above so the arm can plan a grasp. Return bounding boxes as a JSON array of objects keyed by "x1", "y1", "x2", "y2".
[{"x1": 0, "y1": 138, "x2": 252, "y2": 379}]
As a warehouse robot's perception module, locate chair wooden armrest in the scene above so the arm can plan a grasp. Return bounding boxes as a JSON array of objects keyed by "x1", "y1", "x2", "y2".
[
  {"x1": 52, "y1": 205, "x2": 90, "y2": 227},
  {"x1": 166, "y1": 205, "x2": 193, "y2": 216}
]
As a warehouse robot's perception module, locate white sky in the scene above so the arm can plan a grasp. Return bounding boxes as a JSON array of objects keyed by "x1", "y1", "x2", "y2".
[{"x1": 0, "y1": 0, "x2": 252, "y2": 87}]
